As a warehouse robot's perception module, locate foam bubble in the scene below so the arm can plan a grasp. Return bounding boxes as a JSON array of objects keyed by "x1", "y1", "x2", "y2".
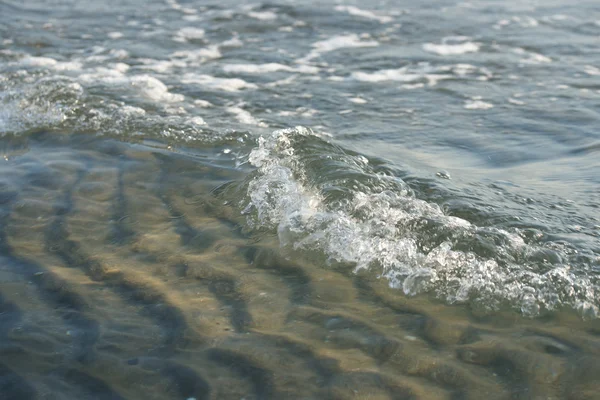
[
  {"x1": 226, "y1": 106, "x2": 267, "y2": 127},
  {"x1": 223, "y1": 63, "x2": 319, "y2": 74},
  {"x1": 18, "y1": 56, "x2": 82, "y2": 71},
  {"x1": 111, "y1": 62, "x2": 130, "y2": 73},
  {"x1": 278, "y1": 107, "x2": 319, "y2": 118},
  {"x1": 464, "y1": 99, "x2": 493, "y2": 110},
  {"x1": 508, "y1": 98, "x2": 525, "y2": 105},
  {"x1": 19, "y1": 56, "x2": 58, "y2": 67},
  {"x1": 401, "y1": 83, "x2": 425, "y2": 89},
  {"x1": 221, "y1": 36, "x2": 243, "y2": 48},
  {"x1": 348, "y1": 97, "x2": 367, "y2": 104},
  {"x1": 173, "y1": 27, "x2": 205, "y2": 42},
  {"x1": 130, "y1": 75, "x2": 184, "y2": 103},
  {"x1": 334, "y1": 5, "x2": 393, "y2": 24},
  {"x1": 182, "y1": 15, "x2": 200, "y2": 22},
  {"x1": 137, "y1": 59, "x2": 186, "y2": 73},
  {"x1": 513, "y1": 48, "x2": 551, "y2": 64},
  {"x1": 351, "y1": 65, "x2": 454, "y2": 87},
  {"x1": 312, "y1": 34, "x2": 379, "y2": 53},
  {"x1": 78, "y1": 66, "x2": 127, "y2": 84},
  {"x1": 266, "y1": 75, "x2": 298, "y2": 87},
  {"x1": 165, "y1": 0, "x2": 196, "y2": 13},
  {"x1": 181, "y1": 73, "x2": 258, "y2": 92},
  {"x1": 301, "y1": 34, "x2": 379, "y2": 62},
  {"x1": 584, "y1": 65, "x2": 600, "y2": 76},
  {"x1": 351, "y1": 63, "x2": 490, "y2": 86},
  {"x1": 107, "y1": 32, "x2": 124, "y2": 39},
  {"x1": 171, "y1": 45, "x2": 222, "y2": 63},
  {"x1": 352, "y1": 69, "x2": 423, "y2": 83},
  {"x1": 248, "y1": 11, "x2": 278, "y2": 21},
  {"x1": 119, "y1": 105, "x2": 146, "y2": 117},
  {"x1": 494, "y1": 16, "x2": 539, "y2": 30},
  {"x1": 423, "y1": 42, "x2": 480, "y2": 55},
  {"x1": 193, "y1": 99, "x2": 213, "y2": 108},
  {"x1": 187, "y1": 116, "x2": 206, "y2": 126},
  {"x1": 77, "y1": 68, "x2": 184, "y2": 103},
  {"x1": 108, "y1": 49, "x2": 129, "y2": 60},
  {"x1": 512, "y1": 16, "x2": 539, "y2": 27}
]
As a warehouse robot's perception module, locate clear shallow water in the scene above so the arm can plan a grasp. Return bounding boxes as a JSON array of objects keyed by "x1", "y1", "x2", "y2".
[{"x1": 1, "y1": 0, "x2": 600, "y2": 398}]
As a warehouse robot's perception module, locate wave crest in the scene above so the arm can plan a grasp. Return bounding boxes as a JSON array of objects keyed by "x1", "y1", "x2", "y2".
[{"x1": 238, "y1": 127, "x2": 599, "y2": 318}]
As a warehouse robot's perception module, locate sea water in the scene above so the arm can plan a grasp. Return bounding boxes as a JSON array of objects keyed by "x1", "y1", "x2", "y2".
[{"x1": 1, "y1": 0, "x2": 599, "y2": 398}]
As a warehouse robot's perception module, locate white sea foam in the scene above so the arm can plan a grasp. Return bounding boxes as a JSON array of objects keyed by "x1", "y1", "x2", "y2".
[
  {"x1": 221, "y1": 36, "x2": 243, "y2": 48},
  {"x1": 19, "y1": 56, "x2": 59, "y2": 67},
  {"x1": 109, "y1": 49, "x2": 129, "y2": 60},
  {"x1": 77, "y1": 68, "x2": 184, "y2": 103},
  {"x1": 513, "y1": 48, "x2": 551, "y2": 64},
  {"x1": 312, "y1": 34, "x2": 379, "y2": 53},
  {"x1": 0, "y1": 77, "x2": 83, "y2": 134},
  {"x1": 348, "y1": 97, "x2": 367, "y2": 104},
  {"x1": 239, "y1": 127, "x2": 599, "y2": 317},
  {"x1": 423, "y1": 41, "x2": 480, "y2": 55},
  {"x1": 181, "y1": 73, "x2": 258, "y2": 92},
  {"x1": 182, "y1": 15, "x2": 200, "y2": 22},
  {"x1": 512, "y1": 16, "x2": 539, "y2": 27},
  {"x1": 222, "y1": 63, "x2": 318, "y2": 74},
  {"x1": 187, "y1": 116, "x2": 206, "y2": 126},
  {"x1": 119, "y1": 105, "x2": 146, "y2": 117},
  {"x1": 165, "y1": 0, "x2": 194, "y2": 13},
  {"x1": 266, "y1": 75, "x2": 298, "y2": 87},
  {"x1": 226, "y1": 106, "x2": 267, "y2": 127},
  {"x1": 352, "y1": 66, "x2": 452, "y2": 86},
  {"x1": 18, "y1": 56, "x2": 82, "y2": 71},
  {"x1": 78, "y1": 67, "x2": 128, "y2": 85},
  {"x1": 137, "y1": 59, "x2": 186, "y2": 73},
  {"x1": 111, "y1": 62, "x2": 130, "y2": 73},
  {"x1": 584, "y1": 65, "x2": 600, "y2": 76},
  {"x1": 334, "y1": 5, "x2": 393, "y2": 24},
  {"x1": 401, "y1": 83, "x2": 424, "y2": 90},
  {"x1": 352, "y1": 68, "x2": 421, "y2": 83},
  {"x1": 508, "y1": 98, "x2": 525, "y2": 105},
  {"x1": 171, "y1": 45, "x2": 222, "y2": 63},
  {"x1": 493, "y1": 19, "x2": 511, "y2": 30},
  {"x1": 0, "y1": 99, "x2": 67, "y2": 134},
  {"x1": 277, "y1": 107, "x2": 318, "y2": 118},
  {"x1": 351, "y1": 63, "x2": 490, "y2": 86},
  {"x1": 494, "y1": 16, "x2": 539, "y2": 30},
  {"x1": 300, "y1": 34, "x2": 379, "y2": 62},
  {"x1": 248, "y1": 11, "x2": 278, "y2": 21},
  {"x1": 464, "y1": 99, "x2": 493, "y2": 110},
  {"x1": 173, "y1": 27, "x2": 205, "y2": 42},
  {"x1": 193, "y1": 99, "x2": 213, "y2": 108},
  {"x1": 107, "y1": 32, "x2": 124, "y2": 39},
  {"x1": 130, "y1": 75, "x2": 184, "y2": 103}
]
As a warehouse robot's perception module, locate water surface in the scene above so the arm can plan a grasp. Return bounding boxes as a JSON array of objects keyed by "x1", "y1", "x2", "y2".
[{"x1": 1, "y1": 0, "x2": 600, "y2": 398}]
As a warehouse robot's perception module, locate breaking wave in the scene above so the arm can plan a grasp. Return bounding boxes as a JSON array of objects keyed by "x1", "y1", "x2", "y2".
[{"x1": 234, "y1": 127, "x2": 599, "y2": 318}]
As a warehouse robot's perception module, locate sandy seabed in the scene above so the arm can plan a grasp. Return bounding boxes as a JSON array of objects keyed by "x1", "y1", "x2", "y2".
[{"x1": 1, "y1": 132, "x2": 599, "y2": 400}]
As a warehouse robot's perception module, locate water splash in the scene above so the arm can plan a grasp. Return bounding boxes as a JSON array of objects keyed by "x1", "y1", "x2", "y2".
[{"x1": 239, "y1": 127, "x2": 599, "y2": 318}]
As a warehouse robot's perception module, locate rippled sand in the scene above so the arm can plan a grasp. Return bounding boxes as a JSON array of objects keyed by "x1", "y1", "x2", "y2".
[{"x1": 1, "y1": 132, "x2": 599, "y2": 400}]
